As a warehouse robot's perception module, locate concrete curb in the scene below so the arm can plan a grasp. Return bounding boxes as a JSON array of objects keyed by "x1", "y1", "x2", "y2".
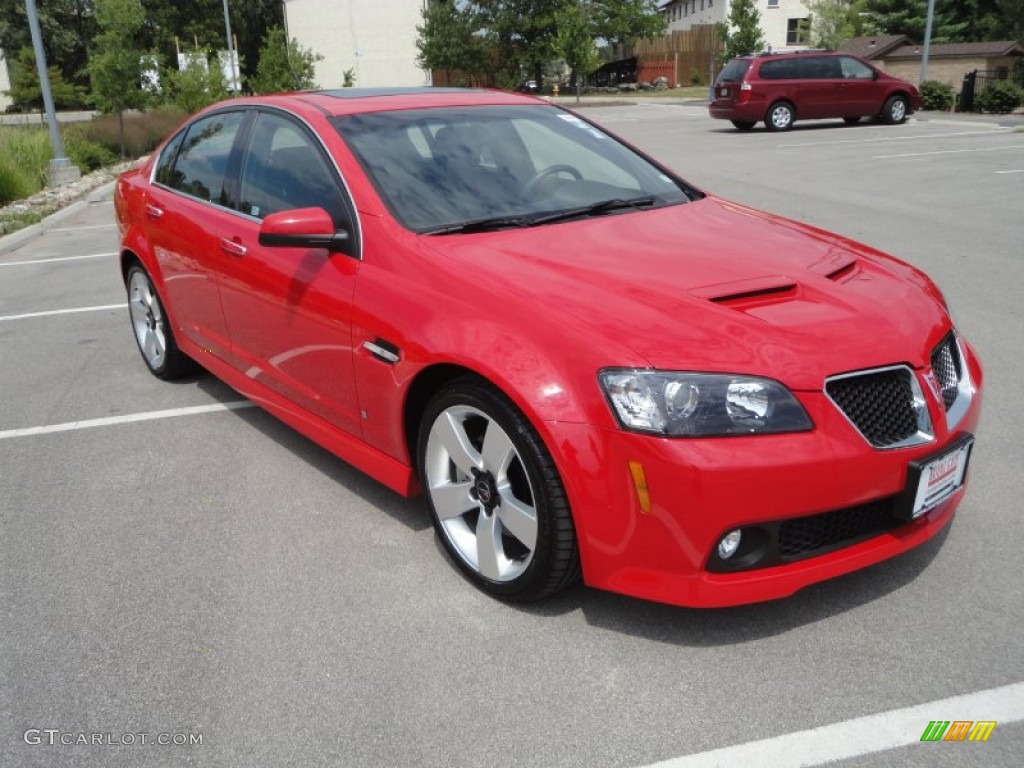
[{"x1": 0, "y1": 180, "x2": 117, "y2": 256}]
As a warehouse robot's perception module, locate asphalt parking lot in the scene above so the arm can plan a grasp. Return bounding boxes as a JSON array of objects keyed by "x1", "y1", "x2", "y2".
[{"x1": 2, "y1": 104, "x2": 1022, "y2": 767}]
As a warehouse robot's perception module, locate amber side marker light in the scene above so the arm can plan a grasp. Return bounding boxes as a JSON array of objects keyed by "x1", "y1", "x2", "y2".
[{"x1": 627, "y1": 461, "x2": 652, "y2": 513}]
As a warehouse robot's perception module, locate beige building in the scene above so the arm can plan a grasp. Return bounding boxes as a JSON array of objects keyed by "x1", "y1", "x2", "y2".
[
  {"x1": 283, "y1": 0, "x2": 431, "y2": 89},
  {"x1": 659, "y1": 0, "x2": 812, "y2": 54}
]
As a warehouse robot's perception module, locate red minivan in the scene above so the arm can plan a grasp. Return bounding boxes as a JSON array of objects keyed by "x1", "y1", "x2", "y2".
[{"x1": 710, "y1": 51, "x2": 922, "y2": 131}]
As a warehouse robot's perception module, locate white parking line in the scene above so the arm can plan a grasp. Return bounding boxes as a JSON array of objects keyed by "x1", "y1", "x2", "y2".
[
  {"x1": 0, "y1": 252, "x2": 116, "y2": 267},
  {"x1": 995, "y1": 169, "x2": 1024, "y2": 174},
  {"x1": 636, "y1": 680, "x2": 1024, "y2": 768},
  {"x1": 873, "y1": 144, "x2": 1024, "y2": 159},
  {"x1": 0, "y1": 402, "x2": 257, "y2": 440},
  {"x1": 0, "y1": 304, "x2": 123, "y2": 322},
  {"x1": 48, "y1": 223, "x2": 117, "y2": 232},
  {"x1": 779, "y1": 129, "x2": 1011, "y2": 149}
]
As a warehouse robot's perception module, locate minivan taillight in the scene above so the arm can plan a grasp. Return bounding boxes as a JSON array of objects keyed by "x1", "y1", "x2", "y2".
[{"x1": 740, "y1": 83, "x2": 752, "y2": 91}]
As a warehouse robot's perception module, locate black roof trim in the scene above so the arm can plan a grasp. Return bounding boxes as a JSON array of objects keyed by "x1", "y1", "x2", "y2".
[{"x1": 316, "y1": 87, "x2": 481, "y2": 99}]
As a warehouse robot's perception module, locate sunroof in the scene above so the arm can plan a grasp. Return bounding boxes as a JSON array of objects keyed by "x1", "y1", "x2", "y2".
[{"x1": 316, "y1": 87, "x2": 480, "y2": 99}]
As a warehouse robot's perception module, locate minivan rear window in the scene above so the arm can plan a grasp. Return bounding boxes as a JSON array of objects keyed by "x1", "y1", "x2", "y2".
[{"x1": 717, "y1": 59, "x2": 751, "y2": 83}]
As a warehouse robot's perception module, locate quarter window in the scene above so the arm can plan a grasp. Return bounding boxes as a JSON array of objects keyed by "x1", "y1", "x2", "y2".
[
  {"x1": 154, "y1": 130, "x2": 185, "y2": 188},
  {"x1": 839, "y1": 56, "x2": 875, "y2": 80},
  {"x1": 167, "y1": 111, "x2": 246, "y2": 203},
  {"x1": 238, "y1": 112, "x2": 349, "y2": 227}
]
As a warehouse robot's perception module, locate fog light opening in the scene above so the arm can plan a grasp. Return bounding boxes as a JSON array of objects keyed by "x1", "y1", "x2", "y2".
[{"x1": 718, "y1": 529, "x2": 743, "y2": 560}]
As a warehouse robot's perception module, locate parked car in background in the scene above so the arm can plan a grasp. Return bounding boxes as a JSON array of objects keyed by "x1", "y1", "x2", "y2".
[
  {"x1": 710, "y1": 51, "x2": 922, "y2": 131},
  {"x1": 115, "y1": 87, "x2": 979, "y2": 608}
]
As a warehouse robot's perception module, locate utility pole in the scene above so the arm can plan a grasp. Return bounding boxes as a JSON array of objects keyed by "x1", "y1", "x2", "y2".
[
  {"x1": 221, "y1": 0, "x2": 239, "y2": 91},
  {"x1": 24, "y1": 0, "x2": 80, "y2": 187},
  {"x1": 920, "y1": 0, "x2": 936, "y2": 82}
]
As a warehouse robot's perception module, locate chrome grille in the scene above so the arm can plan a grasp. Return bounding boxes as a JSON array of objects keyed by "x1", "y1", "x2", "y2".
[
  {"x1": 825, "y1": 366, "x2": 931, "y2": 449},
  {"x1": 931, "y1": 333, "x2": 963, "y2": 411}
]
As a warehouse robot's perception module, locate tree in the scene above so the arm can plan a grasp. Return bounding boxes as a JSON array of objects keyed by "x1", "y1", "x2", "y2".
[
  {"x1": 248, "y1": 27, "x2": 322, "y2": 94},
  {"x1": 0, "y1": 0, "x2": 97, "y2": 92},
  {"x1": 863, "y1": 0, "x2": 1011, "y2": 43},
  {"x1": 167, "y1": 50, "x2": 227, "y2": 114},
  {"x1": 551, "y1": 3, "x2": 601, "y2": 101},
  {"x1": 7, "y1": 45, "x2": 87, "y2": 111},
  {"x1": 89, "y1": 0, "x2": 150, "y2": 158},
  {"x1": 718, "y1": 0, "x2": 765, "y2": 61},
  {"x1": 416, "y1": 0, "x2": 490, "y2": 85},
  {"x1": 803, "y1": 0, "x2": 867, "y2": 50},
  {"x1": 591, "y1": 0, "x2": 666, "y2": 57}
]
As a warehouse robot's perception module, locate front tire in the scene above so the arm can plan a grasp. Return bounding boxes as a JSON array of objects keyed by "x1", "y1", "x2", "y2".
[
  {"x1": 765, "y1": 101, "x2": 795, "y2": 131},
  {"x1": 126, "y1": 263, "x2": 194, "y2": 379},
  {"x1": 418, "y1": 377, "x2": 580, "y2": 602},
  {"x1": 882, "y1": 95, "x2": 908, "y2": 124}
]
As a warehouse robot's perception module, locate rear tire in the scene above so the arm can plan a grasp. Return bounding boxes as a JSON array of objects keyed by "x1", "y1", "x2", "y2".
[
  {"x1": 731, "y1": 120, "x2": 756, "y2": 131},
  {"x1": 126, "y1": 263, "x2": 194, "y2": 380},
  {"x1": 418, "y1": 377, "x2": 580, "y2": 602},
  {"x1": 765, "y1": 101, "x2": 794, "y2": 132},
  {"x1": 882, "y1": 95, "x2": 908, "y2": 124}
]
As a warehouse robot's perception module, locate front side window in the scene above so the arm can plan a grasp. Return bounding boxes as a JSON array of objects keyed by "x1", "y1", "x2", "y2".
[
  {"x1": 335, "y1": 105, "x2": 695, "y2": 233},
  {"x1": 166, "y1": 111, "x2": 246, "y2": 203},
  {"x1": 238, "y1": 112, "x2": 349, "y2": 227},
  {"x1": 840, "y1": 56, "x2": 875, "y2": 80}
]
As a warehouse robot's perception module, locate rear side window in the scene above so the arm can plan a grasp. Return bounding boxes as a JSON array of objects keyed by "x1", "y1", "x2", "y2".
[
  {"x1": 759, "y1": 59, "x2": 799, "y2": 80},
  {"x1": 166, "y1": 111, "x2": 246, "y2": 204},
  {"x1": 799, "y1": 56, "x2": 842, "y2": 79},
  {"x1": 718, "y1": 59, "x2": 751, "y2": 83}
]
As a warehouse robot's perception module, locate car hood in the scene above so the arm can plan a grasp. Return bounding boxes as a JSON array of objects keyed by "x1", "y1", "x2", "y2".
[{"x1": 425, "y1": 196, "x2": 949, "y2": 390}]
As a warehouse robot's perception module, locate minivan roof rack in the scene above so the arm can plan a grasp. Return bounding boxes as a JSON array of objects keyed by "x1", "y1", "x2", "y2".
[{"x1": 753, "y1": 48, "x2": 829, "y2": 57}]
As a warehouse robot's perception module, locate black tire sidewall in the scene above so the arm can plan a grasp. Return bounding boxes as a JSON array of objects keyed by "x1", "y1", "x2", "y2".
[{"x1": 126, "y1": 264, "x2": 190, "y2": 380}]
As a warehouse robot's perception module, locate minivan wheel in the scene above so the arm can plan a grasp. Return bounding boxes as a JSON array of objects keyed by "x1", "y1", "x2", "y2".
[
  {"x1": 765, "y1": 102, "x2": 794, "y2": 131},
  {"x1": 731, "y1": 120, "x2": 756, "y2": 131},
  {"x1": 419, "y1": 377, "x2": 580, "y2": 602},
  {"x1": 883, "y1": 95, "x2": 908, "y2": 124}
]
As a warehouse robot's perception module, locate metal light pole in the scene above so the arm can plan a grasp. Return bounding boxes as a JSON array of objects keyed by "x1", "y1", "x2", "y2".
[
  {"x1": 24, "y1": 0, "x2": 79, "y2": 186},
  {"x1": 920, "y1": 0, "x2": 936, "y2": 82},
  {"x1": 221, "y1": 0, "x2": 239, "y2": 91}
]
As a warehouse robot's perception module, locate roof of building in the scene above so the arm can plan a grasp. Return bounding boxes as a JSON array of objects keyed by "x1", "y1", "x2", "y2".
[
  {"x1": 884, "y1": 41, "x2": 1024, "y2": 59},
  {"x1": 837, "y1": 36, "x2": 910, "y2": 60}
]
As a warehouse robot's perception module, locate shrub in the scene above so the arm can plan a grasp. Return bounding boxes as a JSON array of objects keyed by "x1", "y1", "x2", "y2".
[
  {"x1": 920, "y1": 80, "x2": 955, "y2": 111},
  {"x1": 974, "y1": 80, "x2": 1023, "y2": 114},
  {"x1": 82, "y1": 108, "x2": 188, "y2": 158},
  {"x1": 62, "y1": 126, "x2": 118, "y2": 171},
  {"x1": 0, "y1": 127, "x2": 51, "y2": 199},
  {"x1": 0, "y1": 160, "x2": 33, "y2": 205}
]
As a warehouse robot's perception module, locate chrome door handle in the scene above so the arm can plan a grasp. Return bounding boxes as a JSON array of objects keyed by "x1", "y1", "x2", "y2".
[
  {"x1": 219, "y1": 238, "x2": 247, "y2": 257},
  {"x1": 145, "y1": 204, "x2": 164, "y2": 219}
]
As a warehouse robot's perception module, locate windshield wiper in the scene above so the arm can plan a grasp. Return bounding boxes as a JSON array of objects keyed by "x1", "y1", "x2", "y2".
[
  {"x1": 421, "y1": 215, "x2": 534, "y2": 235},
  {"x1": 421, "y1": 196, "x2": 658, "y2": 235},
  {"x1": 525, "y1": 196, "x2": 657, "y2": 226}
]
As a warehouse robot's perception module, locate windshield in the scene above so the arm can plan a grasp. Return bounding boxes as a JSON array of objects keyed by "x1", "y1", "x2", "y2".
[{"x1": 333, "y1": 105, "x2": 697, "y2": 233}]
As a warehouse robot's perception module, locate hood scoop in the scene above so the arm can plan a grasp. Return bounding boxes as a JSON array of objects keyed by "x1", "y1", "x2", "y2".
[
  {"x1": 691, "y1": 275, "x2": 799, "y2": 310},
  {"x1": 810, "y1": 252, "x2": 860, "y2": 283}
]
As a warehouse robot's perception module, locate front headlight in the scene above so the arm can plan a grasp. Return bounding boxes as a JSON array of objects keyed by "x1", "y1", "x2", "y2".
[{"x1": 598, "y1": 369, "x2": 813, "y2": 437}]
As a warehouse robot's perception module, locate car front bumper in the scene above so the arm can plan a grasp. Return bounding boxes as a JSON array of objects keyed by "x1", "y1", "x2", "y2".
[{"x1": 544, "y1": 347, "x2": 982, "y2": 608}]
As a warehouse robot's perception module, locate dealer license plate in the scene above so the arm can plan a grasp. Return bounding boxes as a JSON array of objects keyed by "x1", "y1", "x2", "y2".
[{"x1": 906, "y1": 437, "x2": 974, "y2": 519}]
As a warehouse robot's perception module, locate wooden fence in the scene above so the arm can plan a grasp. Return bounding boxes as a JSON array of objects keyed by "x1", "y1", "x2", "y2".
[{"x1": 631, "y1": 25, "x2": 722, "y2": 86}]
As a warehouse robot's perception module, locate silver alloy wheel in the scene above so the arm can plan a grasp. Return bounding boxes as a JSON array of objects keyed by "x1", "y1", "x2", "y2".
[
  {"x1": 770, "y1": 104, "x2": 793, "y2": 130},
  {"x1": 424, "y1": 404, "x2": 538, "y2": 582},
  {"x1": 890, "y1": 98, "x2": 906, "y2": 122},
  {"x1": 128, "y1": 270, "x2": 167, "y2": 370}
]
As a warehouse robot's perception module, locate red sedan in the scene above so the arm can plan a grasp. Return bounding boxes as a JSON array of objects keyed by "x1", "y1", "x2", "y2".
[{"x1": 115, "y1": 88, "x2": 982, "y2": 607}]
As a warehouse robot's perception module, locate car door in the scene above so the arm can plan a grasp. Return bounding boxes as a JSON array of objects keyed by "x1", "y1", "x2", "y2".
[
  {"x1": 792, "y1": 56, "x2": 845, "y2": 118},
  {"x1": 838, "y1": 56, "x2": 883, "y2": 116},
  {"x1": 216, "y1": 109, "x2": 363, "y2": 436},
  {"x1": 145, "y1": 109, "x2": 248, "y2": 358}
]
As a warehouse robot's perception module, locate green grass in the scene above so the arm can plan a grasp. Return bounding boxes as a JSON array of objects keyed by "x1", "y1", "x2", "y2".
[
  {"x1": 0, "y1": 127, "x2": 51, "y2": 204},
  {"x1": 0, "y1": 210, "x2": 44, "y2": 235}
]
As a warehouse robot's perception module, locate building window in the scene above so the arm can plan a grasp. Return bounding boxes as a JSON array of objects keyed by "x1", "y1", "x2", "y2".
[
  {"x1": 700, "y1": 0, "x2": 704, "y2": 10},
  {"x1": 768, "y1": 0, "x2": 779, "y2": 7},
  {"x1": 787, "y1": 17, "x2": 810, "y2": 45}
]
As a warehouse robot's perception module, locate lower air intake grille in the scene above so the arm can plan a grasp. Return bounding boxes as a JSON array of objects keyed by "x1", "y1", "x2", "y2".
[
  {"x1": 778, "y1": 499, "x2": 900, "y2": 560},
  {"x1": 825, "y1": 367, "x2": 923, "y2": 448}
]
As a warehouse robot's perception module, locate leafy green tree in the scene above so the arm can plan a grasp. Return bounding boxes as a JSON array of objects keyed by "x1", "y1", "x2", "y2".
[
  {"x1": 7, "y1": 46, "x2": 87, "y2": 111},
  {"x1": 0, "y1": 0, "x2": 96, "y2": 91},
  {"x1": 417, "y1": 0, "x2": 490, "y2": 85},
  {"x1": 718, "y1": 0, "x2": 765, "y2": 61},
  {"x1": 803, "y1": 0, "x2": 867, "y2": 50},
  {"x1": 864, "y1": 0, "x2": 1011, "y2": 43},
  {"x1": 167, "y1": 51, "x2": 227, "y2": 114},
  {"x1": 248, "y1": 27, "x2": 322, "y2": 94},
  {"x1": 552, "y1": 3, "x2": 601, "y2": 101},
  {"x1": 591, "y1": 0, "x2": 666, "y2": 57},
  {"x1": 89, "y1": 0, "x2": 150, "y2": 158}
]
